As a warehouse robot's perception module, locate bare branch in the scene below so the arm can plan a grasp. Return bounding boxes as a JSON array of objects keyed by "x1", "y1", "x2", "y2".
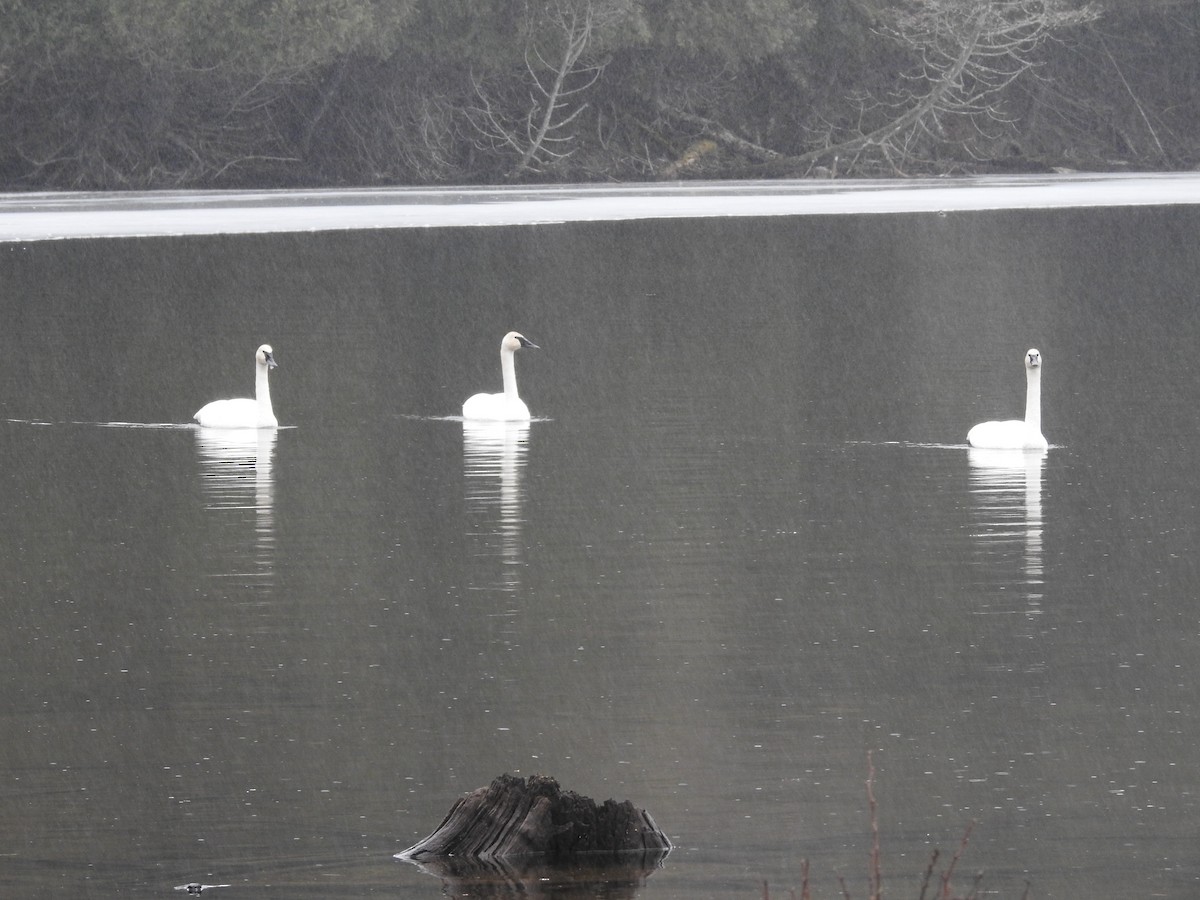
[
  {"x1": 464, "y1": 0, "x2": 624, "y2": 178},
  {"x1": 784, "y1": 0, "x2": 1101, "y2": 174}
]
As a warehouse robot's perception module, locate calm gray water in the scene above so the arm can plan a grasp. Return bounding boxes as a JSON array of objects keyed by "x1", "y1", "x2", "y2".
[{"x1": 2, "y1": 181, "x2": 1199, "y2": 898}]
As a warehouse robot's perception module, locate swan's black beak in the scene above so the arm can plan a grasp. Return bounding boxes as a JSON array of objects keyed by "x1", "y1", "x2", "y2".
[
  {"x1": 265, "y1": 352, "x2": 278, "y2": 369},
  {"x1": 517, "y1": 336, "x2": 540, "y2": 350}
]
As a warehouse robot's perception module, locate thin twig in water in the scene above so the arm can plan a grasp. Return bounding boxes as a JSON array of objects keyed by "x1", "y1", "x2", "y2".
[
  {"x1": 940, "y1": 820, "x2": 975, "y2": 899},
  {"x1": 918, "y1": 847, "x2": 941, "y2": 900},
  {"x1": 867, "y1": 751, "x2": 882, "y2": 899}
]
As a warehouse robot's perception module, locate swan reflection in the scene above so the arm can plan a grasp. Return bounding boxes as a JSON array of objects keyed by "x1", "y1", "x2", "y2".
[
  {"x1": 194, "y1": 426, "x2": 277, "y2": 586},
  {"x1": 968, "y1": 447, "x2": 1046, "y2": 603},
  {"x1": 463, "y1": 420, "x2": 530, "y2": 591}
]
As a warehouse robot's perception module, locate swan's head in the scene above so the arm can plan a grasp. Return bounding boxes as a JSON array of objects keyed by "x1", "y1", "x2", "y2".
[
  {"x1": 502, "y1": 332, "x2": 539, "y2": 352},
  {"x1": 1025, "y1": 348, "x2": 1041, "y2": 370},
  {"x1": 256, "y1": 344, "x2": 278, "y2": 369}
]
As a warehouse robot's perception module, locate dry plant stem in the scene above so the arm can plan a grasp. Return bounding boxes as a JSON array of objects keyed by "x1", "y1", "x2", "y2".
[
  {"x1": 918, "y1": 848, "x2": 941, "y2": 900},
  {"x1": 775, "y1": 758, "x2": 1000, "y2": 899},
  {"x1": 940, "y1": 821, "x2": 975, "y2": 900},
  {"x1": 867, "y1": 751, "x2": 882, "y2": 899}
]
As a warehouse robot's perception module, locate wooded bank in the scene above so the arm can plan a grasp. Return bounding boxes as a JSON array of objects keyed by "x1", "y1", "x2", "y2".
[{"x1": 1, "y1": 0, "x2": 1195, "y2": 190}]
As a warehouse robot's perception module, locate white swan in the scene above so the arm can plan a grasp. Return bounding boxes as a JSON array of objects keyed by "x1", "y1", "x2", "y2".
[
  {"x1": 194, "y1": 344, "x2": 278, "y2": 428},
  {"x1": 967, "y1": 348, "x2": 1047, "y2": 450},
  {"x1": 462, "y1": 332, "x2": 539, "y2": 421}
]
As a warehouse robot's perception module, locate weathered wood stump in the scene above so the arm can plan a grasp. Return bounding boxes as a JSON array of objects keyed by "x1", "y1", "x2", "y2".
[{"x1": 397, "y1": 773, "x2": 672, "y2": 862}]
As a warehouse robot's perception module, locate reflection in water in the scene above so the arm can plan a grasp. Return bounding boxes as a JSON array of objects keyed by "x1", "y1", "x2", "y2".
[
  {"x1": 401, "y1": 852, "x2": 669, "y2": 900},
  {"x1": 463, "y1": 421, "x2": 530, "y2": 591},
  {"x1": 194, "y1": 427, "x2": 277, "y2": 587},
  {"x1": 967, "y1": 447, "x2": 1046, "y2": 608}
]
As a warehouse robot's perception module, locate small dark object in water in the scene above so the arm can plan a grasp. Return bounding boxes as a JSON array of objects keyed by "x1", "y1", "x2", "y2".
[
  {"x1": 174, "y1": 882, "x2": 230, "y2": 894},
  {"x1": 397, "y1": 773, "x2": 672, "y2": 861}
]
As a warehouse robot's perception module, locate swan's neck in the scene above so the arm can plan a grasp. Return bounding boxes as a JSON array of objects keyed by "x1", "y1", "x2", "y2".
[
  {"x1": 1024, "y1": 366, "x2": 1041, "y2": 433},
  {"x1": 256, "y1": 361, "x2": 273, "y2": 414},
  {"x1": 501, "y1": 347, "x2": 520, "y2": 401}
]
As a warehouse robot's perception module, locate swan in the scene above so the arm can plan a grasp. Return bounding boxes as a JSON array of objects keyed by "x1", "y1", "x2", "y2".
[
  {"x1": 194, "y1": 344, "x2": 278, "y2": 428},
  {"x1": 462, "y1": 332, "x2": 539, "y2": 421},
  {"x1": 967, "y1": 348, "x2": 1047, "y2": 450}
]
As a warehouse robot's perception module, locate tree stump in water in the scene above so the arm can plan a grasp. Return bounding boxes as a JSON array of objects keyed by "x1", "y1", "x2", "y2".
[{"x1": 398, "y1": 773, "x2": 672, "y2": 861}]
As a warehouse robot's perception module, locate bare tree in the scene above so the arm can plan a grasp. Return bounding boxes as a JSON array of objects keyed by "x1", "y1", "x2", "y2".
[
  {"x1": 646, "y1": 0, "x2": 1098, "y2": 177},
  {"x1": 468, "y1": 0, "x2": 629, "y2": 178},
  {"x1": 815, "y1": 0, "x2": 1101, "y2": 173}
]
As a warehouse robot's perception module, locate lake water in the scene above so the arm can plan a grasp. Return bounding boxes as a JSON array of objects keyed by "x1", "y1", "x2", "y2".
[{"x1": 1, "y1": 177, "x2": 1199, "y2": 898}]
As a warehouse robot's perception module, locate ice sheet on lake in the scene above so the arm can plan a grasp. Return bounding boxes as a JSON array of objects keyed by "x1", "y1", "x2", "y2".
[{"x1": 2, "y1": 173, "x2": 1199, "y2": 242}]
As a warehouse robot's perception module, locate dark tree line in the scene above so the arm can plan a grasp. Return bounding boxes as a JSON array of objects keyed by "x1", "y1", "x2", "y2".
[{"x1": 0, "y1": 0, "x2": 1196, "y2": 189}]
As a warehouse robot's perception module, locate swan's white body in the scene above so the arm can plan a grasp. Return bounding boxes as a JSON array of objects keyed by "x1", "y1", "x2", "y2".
[
  {"x1": 463, "y1": 332, "x2": 539, "y2": 421},
  {"x1": 967, "y1": 348, "x2": 1047, "y2": 450},
  {"x1": 194, "y1": 344, "x2": 278, "y2": 428}
]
